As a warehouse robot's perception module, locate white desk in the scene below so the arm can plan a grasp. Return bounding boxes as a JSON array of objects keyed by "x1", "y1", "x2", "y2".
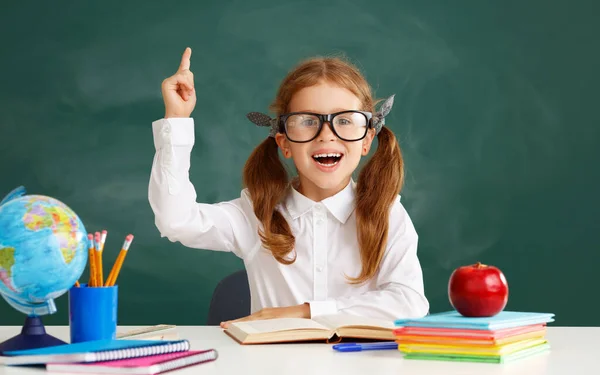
[{"x1": 0, "y1": 326, "x2": 597, "y2": 375}]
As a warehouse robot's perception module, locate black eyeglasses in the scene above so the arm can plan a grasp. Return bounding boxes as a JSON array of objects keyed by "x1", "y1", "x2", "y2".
[{"x1": 278, "y1": 110, "x2": 373, "y2": 143}]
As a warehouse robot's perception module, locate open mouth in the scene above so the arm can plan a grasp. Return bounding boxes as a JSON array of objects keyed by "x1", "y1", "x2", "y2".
[{"x1": 312, "y1": 152, "x2": 343, "y2": 167}]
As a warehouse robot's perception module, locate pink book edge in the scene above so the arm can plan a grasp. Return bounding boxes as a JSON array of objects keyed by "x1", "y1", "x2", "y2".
[
  {"x1": 393, "y1": 323, "x2": 546, "y2": 339},
  {"x1": 47, "y1": 350, "x2": 217, "y2": 370}
]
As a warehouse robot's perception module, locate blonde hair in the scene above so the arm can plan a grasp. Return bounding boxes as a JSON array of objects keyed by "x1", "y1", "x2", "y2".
[{"x1": 242, "y1": 57, "x2": 404, "y2": 284}]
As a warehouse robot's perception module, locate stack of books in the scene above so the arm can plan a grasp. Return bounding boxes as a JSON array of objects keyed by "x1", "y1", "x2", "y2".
[{"x1": 393, "y1": 311, "x2": 554, "y2": 364}]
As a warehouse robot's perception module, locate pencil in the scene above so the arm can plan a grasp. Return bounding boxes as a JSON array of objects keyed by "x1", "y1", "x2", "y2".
[
  {"x1": 95, "y1": 232, "x2": 103, "y2": 287},
  {"x1": 99, "y1": 230, "x2": 107, "y2": 285},
  {"x1": 100, "y1": 230, "x2": 108, "y2": 251},
  {"x1": 87, "y1": 233, "x2": 96, "y2": 287},
  {"x1": 105, "y1": 234, "x2": 134, "y2": 287},
  {"x1": 75, "y1": 280, "x2": 80, "y2": 287}
]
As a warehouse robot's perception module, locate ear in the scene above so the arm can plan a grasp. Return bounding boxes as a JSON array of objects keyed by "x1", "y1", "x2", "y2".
[
  {"x1": 275, "y1": 133, "x2": 292, "y2": 158},
  {"x1": 361, "y1": 128, "x2": 376, "y2": 156}
]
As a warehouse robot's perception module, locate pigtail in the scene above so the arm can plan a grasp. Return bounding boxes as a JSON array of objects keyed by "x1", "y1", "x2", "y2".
[
  {"x1": 242, "y1": 137, "x2": 296, "y2": 264},
  {"x1": 352, "y1": 127, "x2": 404, "y2": 284}
]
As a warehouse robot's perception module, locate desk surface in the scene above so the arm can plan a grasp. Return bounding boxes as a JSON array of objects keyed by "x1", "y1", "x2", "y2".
[{"x1": 0, "y1": 326, "x2": 597, "y2": 375}]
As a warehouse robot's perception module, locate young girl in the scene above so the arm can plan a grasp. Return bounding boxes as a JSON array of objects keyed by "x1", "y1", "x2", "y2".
[{"x1": 149, "y1": 47, "x2": 429, "y2": 327}]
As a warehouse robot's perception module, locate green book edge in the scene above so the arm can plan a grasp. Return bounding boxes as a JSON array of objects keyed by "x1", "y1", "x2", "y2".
[{"x1": 403, "y1": 342, "x2": 550, "y2": 364}]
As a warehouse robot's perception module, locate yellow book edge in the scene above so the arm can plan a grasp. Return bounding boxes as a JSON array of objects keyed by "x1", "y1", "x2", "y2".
[{"x1": 398, "y1": 338, "x2": 548, "y2": 356}]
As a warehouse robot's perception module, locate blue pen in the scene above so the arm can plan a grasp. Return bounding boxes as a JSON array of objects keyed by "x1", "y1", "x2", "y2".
[{"x1": 332, "y1": 341, "x2": 398, "y2": 352}]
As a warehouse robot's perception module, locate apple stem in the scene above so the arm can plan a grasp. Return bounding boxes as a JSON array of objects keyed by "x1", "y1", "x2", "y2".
[{"x1": 476, "y1": 262, "x2": 487, "y2": 268}]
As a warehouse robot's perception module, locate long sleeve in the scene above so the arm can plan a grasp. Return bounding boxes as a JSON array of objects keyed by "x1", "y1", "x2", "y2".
[
  {"x1": 148, "y1": 118, "x2": 258, "y2": 258},
  {"x1": 308, "y1": 199, "x2": 430, "y2": 321}
]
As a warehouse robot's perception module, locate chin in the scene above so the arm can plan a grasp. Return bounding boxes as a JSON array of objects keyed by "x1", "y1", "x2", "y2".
[
  {"x1": 303, "y1": 166, "x2": 354, "y2": 192},
  {"x1": 313, "y1": 176, "x2": 350, "y2": 190}
]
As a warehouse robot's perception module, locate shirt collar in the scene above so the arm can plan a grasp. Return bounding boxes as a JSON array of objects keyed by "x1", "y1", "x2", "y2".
[{"x1": 285, "y1": 179, "x2": 356, "y2": 224}]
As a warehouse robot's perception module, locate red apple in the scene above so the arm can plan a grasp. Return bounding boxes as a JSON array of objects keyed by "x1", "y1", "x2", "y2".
[{"x1": 448, "y1": 262, "x2": 509, "y2": 317}]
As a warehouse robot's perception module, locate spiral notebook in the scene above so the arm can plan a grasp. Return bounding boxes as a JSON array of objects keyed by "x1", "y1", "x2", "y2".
[
  {"x1": 0, "y1": 339, "x2": 190, "y2": 366},
  {"x1": 46, "y1": 350, "x2": 218, "y2": 374}
]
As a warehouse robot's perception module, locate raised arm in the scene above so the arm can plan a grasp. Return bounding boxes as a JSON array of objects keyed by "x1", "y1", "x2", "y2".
[{"x1": 148, "y1": 48, "x2": 258, "y2": 258}]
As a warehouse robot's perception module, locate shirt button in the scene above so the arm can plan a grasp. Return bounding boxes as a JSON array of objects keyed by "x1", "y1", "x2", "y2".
[
  {"x1": 316, "y1": 266, "x2": 323, "y2": 272},
  {"x1": 316, "y1": 219, "x2": 324, "y2": 225}
]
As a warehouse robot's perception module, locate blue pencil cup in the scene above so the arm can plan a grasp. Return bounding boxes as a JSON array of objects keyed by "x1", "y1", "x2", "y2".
[{"x1": 68, "y1": 284, "x2": 118, "y2": 343}]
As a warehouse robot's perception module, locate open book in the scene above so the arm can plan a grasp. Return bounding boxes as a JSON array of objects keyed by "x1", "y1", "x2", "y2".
[{"x1": 224, "y1": 314, "x2": 396, "y2": 344}]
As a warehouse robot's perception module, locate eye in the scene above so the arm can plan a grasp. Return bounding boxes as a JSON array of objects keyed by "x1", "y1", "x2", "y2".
[
  {"x1": 287, "y1": 114, "x2": 319, "y2": 128},
  {"x1": 335, "y1": 117, "x2": 353, "y2": 126},
  {"x1": 301, "y1": 118, "x2": 317, "y2": 126},
  {"x1": 334, "y1": 112, "x2": 368, "y2": 128}
]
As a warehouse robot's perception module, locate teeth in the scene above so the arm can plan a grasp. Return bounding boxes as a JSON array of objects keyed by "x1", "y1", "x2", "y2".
[
  {"x1": 315, "y1": 160, "x2": 340, "y2": 167},
  {"x1": 313, "y1": 153, "x2": 342, "y2": 158}
]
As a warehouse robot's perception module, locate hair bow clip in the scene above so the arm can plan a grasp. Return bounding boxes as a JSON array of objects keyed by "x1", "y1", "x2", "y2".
[
  {"x1": 372, "y1": 94, "x2": 395, "y2": 135},
  {"x1": 246, "y1": 112, "x2": 279, "y2": 138}
]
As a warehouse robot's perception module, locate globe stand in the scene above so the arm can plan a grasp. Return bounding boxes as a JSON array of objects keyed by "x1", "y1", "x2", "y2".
[{"x1": 0, "y1": 315, "x2": 66, "y2": 354}]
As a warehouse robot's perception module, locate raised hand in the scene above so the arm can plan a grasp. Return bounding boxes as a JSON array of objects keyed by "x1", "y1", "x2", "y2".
[{"x1": 161, "y1": 47, "x2": 196, "y2": 118}]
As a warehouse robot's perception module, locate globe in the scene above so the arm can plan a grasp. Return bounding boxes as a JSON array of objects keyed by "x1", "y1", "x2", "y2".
[{"x1": 0, "y1": 186, "x2": 88, "y2": 317}]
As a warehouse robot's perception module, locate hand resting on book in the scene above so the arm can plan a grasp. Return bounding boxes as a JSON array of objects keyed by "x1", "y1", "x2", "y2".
[{"x1": 220, "y1": 303, "x2": 311, "y2": 329}]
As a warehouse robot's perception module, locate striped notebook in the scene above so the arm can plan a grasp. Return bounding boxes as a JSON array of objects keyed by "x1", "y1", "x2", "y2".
[
  {"x1": 0, "y1": 339, "x2": 190, "y2": 366},
  {"x1": 46, "y1": 350, "x2": 218, "y2": 374}
]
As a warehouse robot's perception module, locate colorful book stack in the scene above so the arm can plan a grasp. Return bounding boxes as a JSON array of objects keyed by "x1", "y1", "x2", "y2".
[{"x1": 393, "y1": 311, "x2": 554, "y2": 364}]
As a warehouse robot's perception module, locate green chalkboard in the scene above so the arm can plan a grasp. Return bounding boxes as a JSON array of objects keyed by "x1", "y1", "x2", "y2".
[{"x1": 1, "y1": 0, "x2": 599, "y2": 327}]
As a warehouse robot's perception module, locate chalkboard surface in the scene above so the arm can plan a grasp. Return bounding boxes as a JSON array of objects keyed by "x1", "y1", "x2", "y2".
[{"x1": 0, "y1": 0, "x2": 598, "y2": 327}]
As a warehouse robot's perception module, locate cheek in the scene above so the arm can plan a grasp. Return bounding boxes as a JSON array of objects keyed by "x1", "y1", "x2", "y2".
[
  {"x1": 288, "y1": 144, "x2": 311, "y2": 165},
  {"x1": 344, "y1": 144, "x2": 364, "y2": 165}
]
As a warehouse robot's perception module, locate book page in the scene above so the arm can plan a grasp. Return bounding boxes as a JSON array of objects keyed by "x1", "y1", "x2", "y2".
[
  {"x1": 313, "y1": 313, "x2": 395, "y2": 330},
  {"x1": 230, "y1": 318, "x2": 329, "y2": 334}
]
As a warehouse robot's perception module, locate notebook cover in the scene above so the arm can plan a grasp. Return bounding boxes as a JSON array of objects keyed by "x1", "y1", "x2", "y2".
[
  {"x1": 394, "y1": 311, "x2": 554, "y2": 330},
  {"x1": 3, "y1": 340, "x2": 169, "y2": 356},
  {"x1": 403, "y1": 342, "x2": 550, "y2": 363},
  {"x1": 0, "y1": 339, "x2": 190, "y2": 366},
  {"x1": 46, "y1": 350, "x2": 218, "y2": 374}
]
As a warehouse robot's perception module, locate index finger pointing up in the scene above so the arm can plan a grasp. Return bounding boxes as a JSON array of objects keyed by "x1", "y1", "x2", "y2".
[{"x1": 179, "y1": 47, "x2": 192, "y2": 71}]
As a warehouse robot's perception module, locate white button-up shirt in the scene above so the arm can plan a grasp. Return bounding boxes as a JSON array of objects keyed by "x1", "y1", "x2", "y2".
[{"x1": 148, "y1": 118, "x2": 429, "y2": 321}]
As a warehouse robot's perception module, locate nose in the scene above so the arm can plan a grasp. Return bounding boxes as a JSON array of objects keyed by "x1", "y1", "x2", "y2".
[{"x1": 317, "y1": 121, "x2": 336, "y2": 142}]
